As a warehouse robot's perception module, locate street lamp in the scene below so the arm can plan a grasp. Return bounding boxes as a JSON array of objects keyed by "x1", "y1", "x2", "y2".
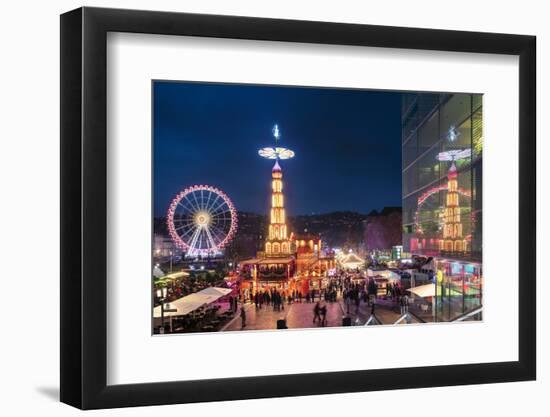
[
  {"x1": 169, "y1": 250, "x2": 173, "y2": 273},
  {"x1": 156, "y1": 287, "x2": 168, "y2": 332}
]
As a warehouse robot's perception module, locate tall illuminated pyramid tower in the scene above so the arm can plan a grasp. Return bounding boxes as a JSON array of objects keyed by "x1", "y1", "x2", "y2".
[
  {"x1": 265, "y1": 160, "x2": 292, "y2": 256},
  {"x1": 440, "y1": 162, "x2": 465, "y2": 252},
  {"x1": 437, "y1": 149, "x2": 471, "y2": 253},
  {"x1": 258, "y1": 124, "x2": 295, "y2": 257}
]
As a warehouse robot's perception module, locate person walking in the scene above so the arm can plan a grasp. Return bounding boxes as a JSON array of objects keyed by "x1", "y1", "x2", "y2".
[
  {"x1": 400, "y1": 293, "x2": 409, "y2": 316},
  {"x1": 344, "y1": 290, "x2": 351, "y2": 314},
  {"x1": 367, "y1": 278, "x2": 377, "y2": 307},
  {"x1": 320, "y1": 303, "x2": 327, "y2": 327},
  {"x1": 313, "y1": 301, "x2": 321, "y2": 324},
  {"x1": 240, "y1": 306, "x2": 247, "y2": 329}
]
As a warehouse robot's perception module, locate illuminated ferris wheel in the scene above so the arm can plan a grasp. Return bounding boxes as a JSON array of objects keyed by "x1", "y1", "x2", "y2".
[{"x1": 167, "y1": 185, "x2": 238, "y2": 257}]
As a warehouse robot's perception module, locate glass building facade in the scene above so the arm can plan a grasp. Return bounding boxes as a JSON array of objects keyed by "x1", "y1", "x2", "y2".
[{"x1": 402, "y1": 93, "x2": 483, "y2": 321}]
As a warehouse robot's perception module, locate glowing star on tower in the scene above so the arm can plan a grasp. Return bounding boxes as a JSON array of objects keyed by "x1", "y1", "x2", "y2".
[
  {"x1": 258, "y1": 124, "x2": 295, "y2": 257},
  {"x1": 258, "y1": 124, "x2": 295, "y2": 160},
  {"x1": 447, "y1": 125, "x2": 461, "y2": 142}
]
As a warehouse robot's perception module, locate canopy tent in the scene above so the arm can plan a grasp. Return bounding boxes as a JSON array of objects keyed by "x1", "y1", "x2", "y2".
[
  {"x1": 163, "y1": 271, "x2": 189, "y2": 280},
  {"x1": 154, "y1": 278, "x2": 170, "y2": 287},
  {"x1": 338, "y1": 252, "x2": 365, "y2": 269},
  {"x1": 407, "y1": 283, "x2": 435, "y2": 298},
  {"x1": 199, "y1": 287, "x2": 233, "y2": 297},
  {"x1": 154, "y1": 271, "x2": 190, "y2": 286},
  {"x1": 367, "y1": 268, "x2": 401, "y2": 282},
  {"x1": 153, "y1": 287, "x2": 232, "y2": 318}
]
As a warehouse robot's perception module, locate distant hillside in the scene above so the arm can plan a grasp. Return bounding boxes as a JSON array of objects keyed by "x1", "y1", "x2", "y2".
[
  {"x1": 289, "y1": 211, "x2": 368, "y2": 248},
  {"x1": 154, "y1": 211, "x2": 370, "y2": 253}
]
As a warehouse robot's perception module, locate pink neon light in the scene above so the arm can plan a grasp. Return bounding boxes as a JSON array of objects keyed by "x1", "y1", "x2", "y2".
[{"x1": 166, "y1": 185, "x2": 238, "y2": 253}]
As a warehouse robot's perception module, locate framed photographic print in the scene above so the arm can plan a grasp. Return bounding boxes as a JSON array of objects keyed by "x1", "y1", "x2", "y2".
[{"x1": 60, "y1": 6, "x2": 536, "y2": 410}]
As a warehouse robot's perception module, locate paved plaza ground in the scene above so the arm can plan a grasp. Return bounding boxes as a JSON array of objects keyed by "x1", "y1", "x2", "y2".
[{"x1": 221, "y1": 296, "x2": 425, "y2": 332}]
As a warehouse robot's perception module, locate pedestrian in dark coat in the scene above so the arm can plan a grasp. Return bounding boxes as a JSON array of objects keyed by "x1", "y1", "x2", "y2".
[
  {"x1": 313, "y1": 302, "x2": 321, "y2": 324},
  {"x1": 320, "y1": 304, "x2": 327, "y2": 326},
  {"x1": 240, "y1": 306, "x2": 246, "y2": 329}
]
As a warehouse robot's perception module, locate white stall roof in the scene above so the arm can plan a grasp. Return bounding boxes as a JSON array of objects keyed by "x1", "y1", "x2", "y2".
[
  {"x1": 407, "y1": 283, "x2": 435, "y2": 298},
  {"x1": 153, "y1": 287, "x2": 232, "y2": 318}
]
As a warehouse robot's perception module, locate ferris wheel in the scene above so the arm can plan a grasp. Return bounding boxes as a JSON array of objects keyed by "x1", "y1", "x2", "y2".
[{"x1": 167, "y1": 185, "x2": 238, "y2": 257}]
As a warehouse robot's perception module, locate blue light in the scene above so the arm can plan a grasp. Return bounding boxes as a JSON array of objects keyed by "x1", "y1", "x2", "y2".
[
  {"x1": 272, "y1": 124, "x2": 280, "y2": 140},
  {"x1": 447, "y1": 125, "x2": 460, "y2": 142}
]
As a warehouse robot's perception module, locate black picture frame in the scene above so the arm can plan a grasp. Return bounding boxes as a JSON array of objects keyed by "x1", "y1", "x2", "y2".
[{"x1": 60, "y1": 6, "x2": 536, "y2": 410}]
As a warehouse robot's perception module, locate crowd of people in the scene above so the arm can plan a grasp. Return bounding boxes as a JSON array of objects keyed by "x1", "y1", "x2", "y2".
[
  {"x1": 238, "y1": 273, "x2": 410, "y2": 310},
  {"x1": 156, "y1": 268, "x2": 415, "y2": 332},
  {"x1": 154, "y1": 274, "x2": 228, "y2": 307},
  {"x1": 252, "y1": 289, "x2": 288, "y2": 310},
  {"x1": 234, "y1": 272, "x2": 410, "y2": 324}
]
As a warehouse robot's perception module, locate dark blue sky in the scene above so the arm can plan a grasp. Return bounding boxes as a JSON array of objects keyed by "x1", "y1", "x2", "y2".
[{"x1": 153, "y1": 81, "x2": 402, "y2": 217}]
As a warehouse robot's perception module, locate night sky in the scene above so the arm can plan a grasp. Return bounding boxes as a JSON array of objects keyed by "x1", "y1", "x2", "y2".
[{"x1": 153, "y1": 81, "x2": 402, "y2": 218}]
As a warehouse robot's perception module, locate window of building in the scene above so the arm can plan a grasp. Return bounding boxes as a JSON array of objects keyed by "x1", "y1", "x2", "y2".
[
  {"x1": 402, "y1": 101, "x2": 418, "y2": 143},
  {"x1": 445, "y1": 115, "x2": 473, "y2": 155},
  {"x1": 416, "y1": 146, "x2": 442, "y2": 191},
  {"x1": 440, "y1": 94, "x2": 472, "y2": 140},
  {"x1": 402, "y1": 167, "x2": 415, "y2": 198},
  {"x1": 418, "y1": 109, "x2": 439, "y2": 151},
  {"x1": 472, "y1": 107, "x2": 483, "y2": 160},
  {"x1": 472, "y1": 94, "x2": 482, "y2": 112},
  {"x1": 281, "y1": 242, "x2": 288, "y2": 253},
  {"x1": 417, "y1": 94, "x2": 440, "y2": 121},
  {"x1": 403, "y1": 132, "x2": 418, "y2": 168}
]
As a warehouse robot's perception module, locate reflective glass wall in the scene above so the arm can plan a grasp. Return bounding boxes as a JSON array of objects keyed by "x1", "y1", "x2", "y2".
[
  {"x1": 402, "y1": 93, "x2": 482, "y2": 262},
  {"x1": 402, "y1": 92, "x2": 483, "y2": 321},
  {"x1": 434, "y1": 259, "x2": 482, "y2": 321}
]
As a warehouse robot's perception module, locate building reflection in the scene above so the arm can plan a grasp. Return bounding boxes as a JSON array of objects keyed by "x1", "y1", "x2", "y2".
[{"x1": 401, "y1": 93, "x2": 483, "y2": 321}]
